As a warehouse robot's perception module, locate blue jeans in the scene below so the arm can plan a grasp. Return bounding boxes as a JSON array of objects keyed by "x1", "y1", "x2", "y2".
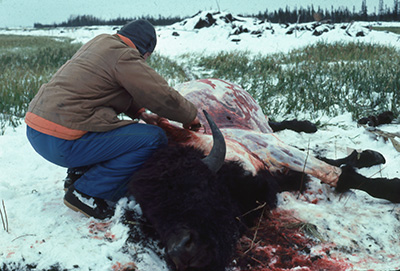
[{"x1": 26, "y1": 123, "x2": 168, "y2": 201}]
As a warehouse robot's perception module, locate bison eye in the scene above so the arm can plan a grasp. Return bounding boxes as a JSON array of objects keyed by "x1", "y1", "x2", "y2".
[{"x1": 185, "y1": 234, "x2": 194, "y2": 249}]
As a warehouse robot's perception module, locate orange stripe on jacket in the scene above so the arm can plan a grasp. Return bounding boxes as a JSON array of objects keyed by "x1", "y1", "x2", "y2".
[{"x1": 25, "y1": 112, "x2": 87, "y2": 140}]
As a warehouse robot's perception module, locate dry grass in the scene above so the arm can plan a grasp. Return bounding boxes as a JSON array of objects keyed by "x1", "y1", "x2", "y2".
[{"x1": 1, "y1": 200, "x2": 9, "y2": 233}]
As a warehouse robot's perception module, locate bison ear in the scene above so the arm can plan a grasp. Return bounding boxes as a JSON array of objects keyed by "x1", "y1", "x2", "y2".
[{"x1": 201, "y1": 110, "x2": 226, "y2": 173}]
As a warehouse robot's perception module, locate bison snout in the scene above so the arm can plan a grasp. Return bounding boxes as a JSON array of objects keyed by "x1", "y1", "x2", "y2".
[{"x1": 166, "y1": 228, "x2": 211, "y2": 270}]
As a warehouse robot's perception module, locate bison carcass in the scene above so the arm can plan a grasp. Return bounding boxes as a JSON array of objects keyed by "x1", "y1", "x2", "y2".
[{"x1": 126, "y1": 78, "x2": 389, "y2": 271}]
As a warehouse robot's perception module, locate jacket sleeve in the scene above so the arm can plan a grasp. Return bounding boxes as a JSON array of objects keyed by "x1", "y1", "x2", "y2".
[
  {"x1": 125, "y1": 102, "x2": 145, "y2": 120},
  {"x1": 114, "y1": 50, "x2": 198, "y2": 125}
]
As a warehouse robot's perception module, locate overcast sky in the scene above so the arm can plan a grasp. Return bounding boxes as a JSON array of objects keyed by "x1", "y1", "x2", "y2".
[{"x1": 0, "y1": 0, "x2": 385, "y2": 27}]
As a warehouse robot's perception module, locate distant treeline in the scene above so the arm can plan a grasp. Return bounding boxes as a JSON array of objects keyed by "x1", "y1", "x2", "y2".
[
  {"x1": 257, "y1": 0, "x2": 400, "y2": 23},
  {"x1": 34, "y1": 14, "x2": 183, "y2": 28},
  {"x1": 34, "y1": 0, "x2": 400, "y2": 28}
]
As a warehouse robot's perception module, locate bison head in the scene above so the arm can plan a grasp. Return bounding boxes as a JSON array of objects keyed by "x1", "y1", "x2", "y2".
[
  {"x1": 128, "y1": 111, "x2": 247, "y2": 271},
  {"x1": 127, "y1": 110, "x2": 288, "y2": 270}
]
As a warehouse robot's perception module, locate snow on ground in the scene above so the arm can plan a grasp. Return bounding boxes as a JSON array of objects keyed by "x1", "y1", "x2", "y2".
[
  {"x1": 276, "y1": 113, "x2": 400, "y2": 270},
  {"x1": 1, "y1": 10, "x2": 400, "y2": 271}
]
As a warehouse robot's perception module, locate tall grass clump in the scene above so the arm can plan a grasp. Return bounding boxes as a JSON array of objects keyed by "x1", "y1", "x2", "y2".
[
  {"x1": 195, "y1": 41, "x2": 400, "y2": 120},
  {"x1": 196, "y1": 51, "x2": 281, "y2": 108},
  {"x1": 0, "y1": 35, "x2": 82, "y2": 134},
  {"x1": 147, "y1": 53, "x2": 190, "y2": 85}
]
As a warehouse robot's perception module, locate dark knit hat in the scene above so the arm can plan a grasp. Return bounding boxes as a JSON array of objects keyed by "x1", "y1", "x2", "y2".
[{"x1": 118, "y1": 20, "x2": 157, "y2": 55}]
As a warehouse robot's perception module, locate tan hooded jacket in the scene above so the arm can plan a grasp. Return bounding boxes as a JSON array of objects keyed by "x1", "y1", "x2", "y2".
[{"x1": 26, "y1": 34, "x2": 197, "y2": 139}]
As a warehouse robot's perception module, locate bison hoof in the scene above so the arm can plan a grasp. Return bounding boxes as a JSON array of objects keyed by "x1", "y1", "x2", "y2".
[{"x1": 348, "y1": 149, "x2": 386, "y2": 169}]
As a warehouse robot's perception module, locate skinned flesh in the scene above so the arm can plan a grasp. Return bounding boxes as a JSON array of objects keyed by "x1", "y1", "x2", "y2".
[{"x1": 156, "y1": 78, "x2": 341, "y2": 186}]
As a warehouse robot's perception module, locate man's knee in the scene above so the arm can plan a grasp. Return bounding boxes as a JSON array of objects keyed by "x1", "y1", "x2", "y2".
[{"x1": 146, "y1": 125, "x2": 168, "y2": 148}]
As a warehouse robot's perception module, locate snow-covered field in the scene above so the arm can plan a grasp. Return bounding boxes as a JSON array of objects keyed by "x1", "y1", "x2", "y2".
[{"x1": 1, "y1": 11, "x2": 400, "y2": 271}]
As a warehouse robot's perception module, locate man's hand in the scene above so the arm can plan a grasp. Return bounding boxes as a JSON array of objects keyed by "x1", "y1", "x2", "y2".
[
  {"x1": 140, "y1": 112, "x2": 164, "y2": 125},
  {"x1": 183, "y1": 117, "x2": 201, "y2": 131}
]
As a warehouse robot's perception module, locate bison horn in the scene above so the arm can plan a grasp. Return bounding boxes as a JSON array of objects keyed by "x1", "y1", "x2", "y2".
[{"x1": 201, "y1": 110, "x2": 226, "y2": 173}]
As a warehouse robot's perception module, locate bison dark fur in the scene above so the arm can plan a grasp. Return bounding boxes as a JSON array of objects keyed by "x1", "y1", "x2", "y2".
[{"x1": 127, "y1": 145, "x2": 304, "y2": 271}]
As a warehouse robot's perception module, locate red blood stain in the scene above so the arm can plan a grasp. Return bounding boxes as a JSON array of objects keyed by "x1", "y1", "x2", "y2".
[
  {"x1": 157, "y1": 119, "x2": 195, "y2": 144},
  {"x1": 6, "y1": 252, "x2": 15, "y2": 258},
  {"x1": 233, "y1": 209, "x2": 353, "y2": 271},
  {"x1": 198, "y1": 78, "x2": 217, "y2": 89},
  {"x1": 111, "y1": 262, "x2": 137, "y2": 271}
]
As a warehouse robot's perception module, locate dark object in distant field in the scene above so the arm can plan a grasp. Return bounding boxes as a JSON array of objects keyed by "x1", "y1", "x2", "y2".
[{"x1": 357, "y1": 111, "x2": 395, "y2": 127}]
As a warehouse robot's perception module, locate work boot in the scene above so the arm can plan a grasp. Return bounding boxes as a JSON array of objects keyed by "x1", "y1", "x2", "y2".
[
  {"x1": 64, "y1": 185, "x2": 114, "y2": 219},
  {"x1": 63, "y1": 167, "x2": 90, "y2": 191}
]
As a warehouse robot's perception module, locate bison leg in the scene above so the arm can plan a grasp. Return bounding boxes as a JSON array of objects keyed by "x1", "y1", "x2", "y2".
[
  {"x1": 336, "y1": 165, "x2": 400, "y2": 203},
  {"x1": 318, "y1": 149, "x2": 386, "y2": 169},
  {"x1": 268, "y1": 119, "x2": 317, "y2": 133}
]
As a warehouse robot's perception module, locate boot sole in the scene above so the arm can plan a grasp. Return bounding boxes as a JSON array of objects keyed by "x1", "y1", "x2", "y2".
[{"x1": 63, "y1": 199, "x2": 91, "y2": 218}]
